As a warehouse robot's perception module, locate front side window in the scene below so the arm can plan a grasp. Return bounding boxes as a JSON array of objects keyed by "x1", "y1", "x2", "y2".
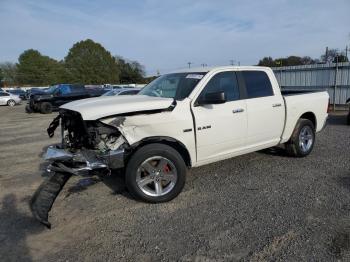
[
  {"x1": 139, "y1": 72, "x2": 206, "y2": 100},
  {"x1": 242, "y1": 71, "x2": 273, "y2": 98},
  {"x1": 199, "y1": 71, "x2": 240, "y2": 102},
  {"x1": 60, "y1": 85, "x2": 72, "y2": 95}
]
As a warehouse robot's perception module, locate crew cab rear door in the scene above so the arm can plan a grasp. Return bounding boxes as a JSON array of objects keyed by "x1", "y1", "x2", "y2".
[
  {"x1": 240, "y1": 70, "x2": 285, "y2": 147},
  {"x1": 192, "y1": 71, "x2": 247, "y2": 162}
]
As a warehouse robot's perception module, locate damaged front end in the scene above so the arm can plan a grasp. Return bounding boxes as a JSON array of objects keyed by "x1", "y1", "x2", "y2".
[{"x1": 31, "y1": 109, "x2": 129, "y2": 228}]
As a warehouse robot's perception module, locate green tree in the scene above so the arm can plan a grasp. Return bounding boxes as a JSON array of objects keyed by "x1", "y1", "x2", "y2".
[
  {"x1": 321, "y1": 48, "x2": 349, "y2": 63},
  {"x1": 116, "y1": 56, "x2": 145, "y2": 83},
  {"x1": 0, "y1": 62, "x2": 18, "y2": 86},
  {"x1": 257, "y1": 57, "x2": 275, "y2": 67},
  {"x1": 17, "y1": 49, "x2": 63, "y2": 85},
  {"x1": 64, "y1": 39, "x2": 120, "y2": 84},
  {"x1": 258, "y1": 55, "x2": 318, "y2": 67}
]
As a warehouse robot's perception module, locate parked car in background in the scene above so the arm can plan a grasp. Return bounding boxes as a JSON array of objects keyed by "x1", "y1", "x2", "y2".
[
  {"x1": 102, "y1": 88, "x2": 141, "y2": 96},
  {"x1": 25, "y1": 88, "x2": 47, "y2": 100},
  {"x1": 8, "y1": 88, "x2": 27, "y2": 100},
  {"x1": 26, "y1": 84, "x2": 106, "y2": 114},
  {"x1": 0, "y1": 91, "x2": 22, "y2": 106}
]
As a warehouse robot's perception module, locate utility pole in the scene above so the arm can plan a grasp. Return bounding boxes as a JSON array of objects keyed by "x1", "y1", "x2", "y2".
[
  {"x1": 346, "y1": 45, "x2": 348, "y2": 61},
  {"x1": 229, "y1": 60, "x2": 235, "y2": 66},
  {"x1": 325, "y1": 46, "x2": 329, "y2": 63},
  {"x1": 333, "y1": 55, "x2": 339, "y2": 111},
  {"x1": 238, "y1": 61, "x2": 240, "y2": 66},
  {"x1": 187, "y1": 62, "x2": 192, "y2": 68},
  {"x1": 201, "y1": 63, "x2": 207, "y2": 67}
]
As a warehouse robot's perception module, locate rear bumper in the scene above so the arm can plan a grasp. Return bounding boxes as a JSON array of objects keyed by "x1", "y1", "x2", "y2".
[{"x1": 44, "y1": 145, "x2": 125, "y2": 176}]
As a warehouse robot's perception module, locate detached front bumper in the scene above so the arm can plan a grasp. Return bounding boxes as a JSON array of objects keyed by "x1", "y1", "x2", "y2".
[{"x1": 44, "y1": 146, "x2": 125, "y2": 176}]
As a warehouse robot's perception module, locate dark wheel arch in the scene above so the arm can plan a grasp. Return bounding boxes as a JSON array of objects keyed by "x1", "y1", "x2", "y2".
[
  {"x1": 127, "y1": 136, "x2": 192, "y2": 167},
  {"x1": 299, "y1": 112, "x2": 317, "y2": 130}
]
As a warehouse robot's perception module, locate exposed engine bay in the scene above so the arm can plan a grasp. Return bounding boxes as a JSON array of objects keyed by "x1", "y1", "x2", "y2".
[
  {"x1": 31, "y1": 109, "x2": 130, "y2": 228},
  {"x1": 54, "y1": 109, "x2": 128, "y2": 152}
]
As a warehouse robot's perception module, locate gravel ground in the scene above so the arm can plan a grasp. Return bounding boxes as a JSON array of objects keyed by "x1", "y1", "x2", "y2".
[{"x1": 0, "y1": 104, "x2": 349, "y2": 262}]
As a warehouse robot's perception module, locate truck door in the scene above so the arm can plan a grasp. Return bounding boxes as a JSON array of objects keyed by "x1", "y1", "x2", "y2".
[
  {"x1": 240, "y1": 70, "x2": 285, "y2": 147},
  {"x1": 192, "y1": 71, "x2": 247, "y2": 162}
]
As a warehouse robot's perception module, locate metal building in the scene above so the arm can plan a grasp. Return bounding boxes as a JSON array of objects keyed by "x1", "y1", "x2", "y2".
[{"x1": 273, "y1": 62, "x2": 350, "y2": 105}]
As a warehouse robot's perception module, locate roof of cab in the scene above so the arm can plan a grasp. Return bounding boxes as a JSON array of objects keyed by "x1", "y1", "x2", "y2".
[{"x1": 170, "y1": 66, "x2": 271, "y2": 74}]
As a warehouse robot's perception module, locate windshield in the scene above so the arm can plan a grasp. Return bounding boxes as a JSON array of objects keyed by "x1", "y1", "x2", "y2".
[
  {"x1": 139, "y1": 72, "x2": 206, "y2": 100},
  {"x1": 103, "y1": 90, "x2": 121, "y2": 96}
]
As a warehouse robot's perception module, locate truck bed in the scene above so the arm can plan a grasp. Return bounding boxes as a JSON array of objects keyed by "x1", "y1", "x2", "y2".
[
  {"x1": 280, "y1": 90, "x2": 329, "y2": 144},
  {"x1": 281, "y1": 89, "x2": 324, "y2": 96}
]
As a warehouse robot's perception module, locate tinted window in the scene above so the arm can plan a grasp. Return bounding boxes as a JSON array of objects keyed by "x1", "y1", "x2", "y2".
[
  {"x1": 59, "y1": 85, "x2": 72, "y2": 95},
  {"x1": 0, "y1": 92, "x2": 9, "y2": 96},
  {"x1": 200, "y1": 71, "x2": 240, "y2": 102},
  {"x1": 242, "y1": 71, "x2": 273, "y2": 98},
  {"x1": 70, "y1": 85, "x2": 85, "y2": 93}
]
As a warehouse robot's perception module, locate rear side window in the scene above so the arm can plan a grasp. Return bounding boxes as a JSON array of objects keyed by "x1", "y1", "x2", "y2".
[
  {"x1": 242, "y1": 71, "x2": 273, "y2": 98},
  {"x1": 200, "y1": 71, "x2": 240, "y2": 101}
]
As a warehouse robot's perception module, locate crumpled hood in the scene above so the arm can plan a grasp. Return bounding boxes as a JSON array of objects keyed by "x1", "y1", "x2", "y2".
[{"x1": 61, "y1": 95, "x2": 174, "y2": 120}]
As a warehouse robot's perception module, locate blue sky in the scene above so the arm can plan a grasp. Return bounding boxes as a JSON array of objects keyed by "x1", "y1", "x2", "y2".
[{"x1": 1, "y1": 0, "x2": 349, "y2": 75}]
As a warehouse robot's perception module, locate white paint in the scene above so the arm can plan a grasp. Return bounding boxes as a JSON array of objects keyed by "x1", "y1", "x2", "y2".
[{"x1": 63, "y1": 66, "x2": 329, "y2": 168}]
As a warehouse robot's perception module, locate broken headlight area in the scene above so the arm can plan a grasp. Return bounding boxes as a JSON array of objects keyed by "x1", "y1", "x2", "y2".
[{"x1": 31, "y1": 110, "x2": 129, "y2": 228}]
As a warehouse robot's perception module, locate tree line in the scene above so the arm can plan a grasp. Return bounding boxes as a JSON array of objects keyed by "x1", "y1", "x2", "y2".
[
  {"x1": 257, "y1": 48, "x2": 349, "y2": 67},
  {"x1": 0, "y1": 39, "x2": 147, "y2": 87}
]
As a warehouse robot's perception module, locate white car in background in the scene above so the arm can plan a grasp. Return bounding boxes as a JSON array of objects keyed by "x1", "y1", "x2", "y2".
[{"x1": 0, "y1": 91, "x2": 22, "y2": 106}]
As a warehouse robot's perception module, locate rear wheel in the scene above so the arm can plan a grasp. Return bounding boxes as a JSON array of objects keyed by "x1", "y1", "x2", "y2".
[
  {"x1": 285, "y1": 118, "x2": 315, "y2": 157},
  {"x1": 7, "y1": 100, "x2": 15, "y2": 107},
  {"x1": 40, "y1": 102, "x2": 53, "y2": 114},
  {"x1": 125, "y1": 143, "x2": 187, "y2": 203}
]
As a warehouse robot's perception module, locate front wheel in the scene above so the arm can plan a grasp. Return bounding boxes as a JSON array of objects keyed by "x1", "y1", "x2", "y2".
[
  {"x1": 285, "y1": 118, "x2": 315, "y2": 157},
  {"x1": 125, "y1": 143, "x2": 187, "y2": 203}
]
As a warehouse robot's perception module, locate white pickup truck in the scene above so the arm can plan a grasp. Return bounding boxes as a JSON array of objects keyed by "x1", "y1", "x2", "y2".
[{"x1": 31, "y1": 66, "x2": 329, "y2": 227}]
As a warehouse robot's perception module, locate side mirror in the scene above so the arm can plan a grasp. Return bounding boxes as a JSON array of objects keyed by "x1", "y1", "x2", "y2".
[{"x1": 198, "y1": 91, "x2": 226, "y2": 105}]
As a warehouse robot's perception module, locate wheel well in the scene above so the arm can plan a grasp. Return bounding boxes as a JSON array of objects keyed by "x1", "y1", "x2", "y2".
[
  {"x1": 128, "y1": 137, "x2": 192, "y2": 167},
  {"x1": 300, "y1": 112, "x2": 317, "y2": 129}
]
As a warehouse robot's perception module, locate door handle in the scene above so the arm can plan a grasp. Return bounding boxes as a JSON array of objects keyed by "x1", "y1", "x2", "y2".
[
  {"x1": 232, "y1": 108, "x2": 244, "y2": 113},
  {"x1": 272, "y1": 103, "x2": 282, "y2": 107}
]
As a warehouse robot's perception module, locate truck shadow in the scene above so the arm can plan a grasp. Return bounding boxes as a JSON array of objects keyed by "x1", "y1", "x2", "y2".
[
  {"x1": 328, "y1": 114, "x2": 348, "y2": 126},
  {"x1": 258, "y1": 146, "x2": 290, "y2": 157},
  {"x1": 0, "y1": 194, "x2": 44, "y2": 262},
  {"x1": 63, "y1": 170, "x2": 129, "y2": 199}
]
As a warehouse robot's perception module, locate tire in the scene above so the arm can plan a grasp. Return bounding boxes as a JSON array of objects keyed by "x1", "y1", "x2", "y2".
[
  {"x1": 125, "y1": 143, "x2": 187, "y2": 203},
  {"x1": 285, "y1": 118, "x2": 315, "y2": 157},
  {"x1": 7, "y1": 100, "x2": 15, "y2": 107},
  {"x1": 40, "y1": 102, "x2": 53, "y2": 114},
  {"x1": 25, "y1": 105, "x2": 33, "y2": 113}
]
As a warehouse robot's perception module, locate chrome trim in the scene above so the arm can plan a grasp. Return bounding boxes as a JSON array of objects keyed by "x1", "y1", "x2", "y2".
[{"x1": 44, "y1": 146, "x2": 125, "y2": 175}]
